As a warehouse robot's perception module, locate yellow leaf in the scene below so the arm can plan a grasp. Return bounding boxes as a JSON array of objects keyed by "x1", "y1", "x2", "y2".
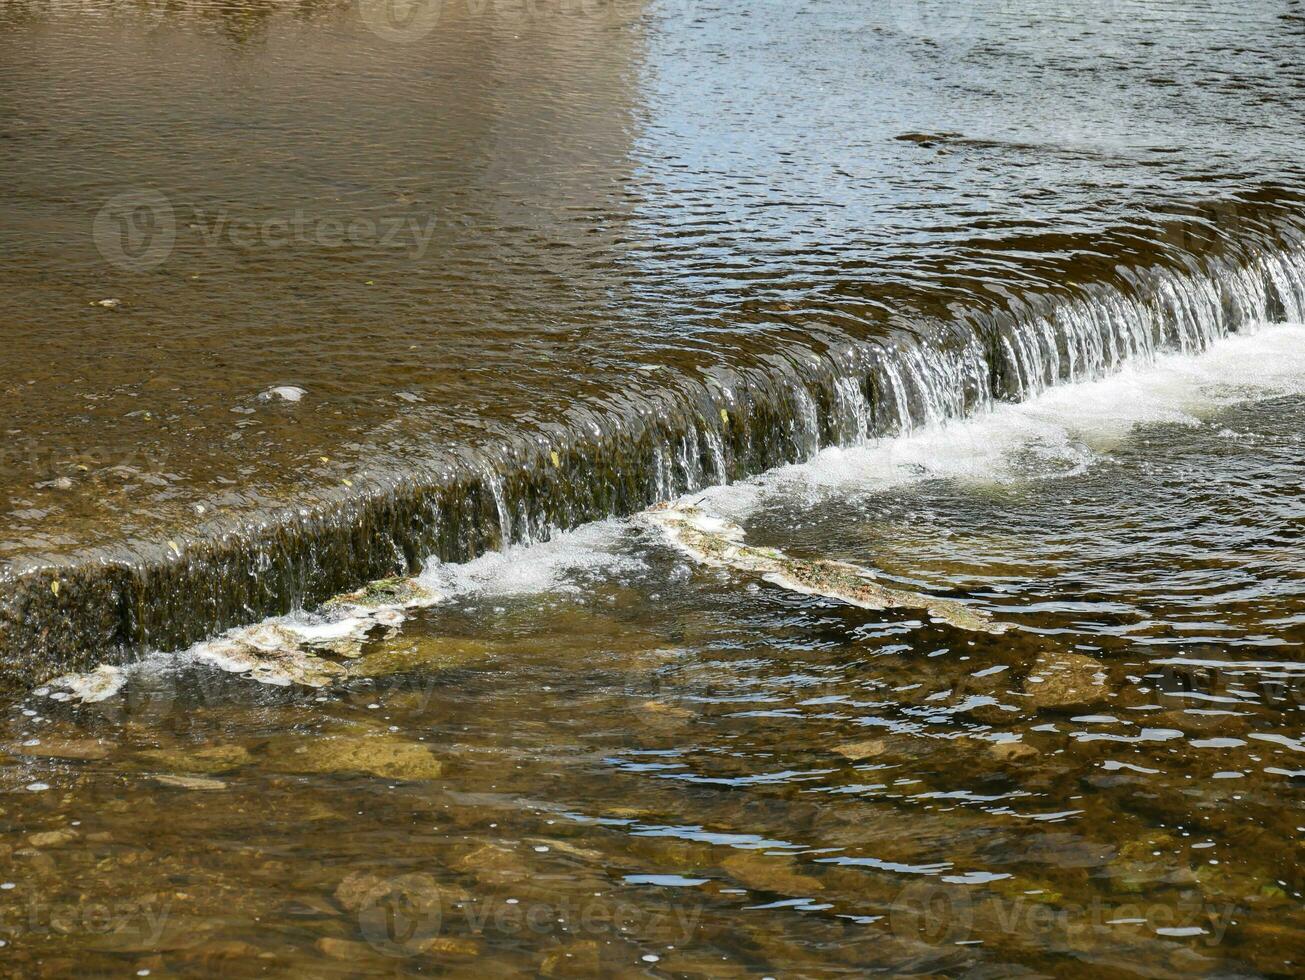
[
  {"x1": 550, "y1": 451, "x2": 560, "y2": 468},
  {"x1": 719, "y1": 408, "x2": 729, "y2": 425},
  {"x1": 51, "y1": 581, "x2": 59, "y2": 596}
]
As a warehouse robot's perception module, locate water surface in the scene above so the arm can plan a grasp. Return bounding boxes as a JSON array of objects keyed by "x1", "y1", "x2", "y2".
[
  {"x1": 2, "y1": 325, "x2": 1301, "y2": 976},
  {"x1": 3, "y1": 0, "x2": 1305, "y2": 563}
]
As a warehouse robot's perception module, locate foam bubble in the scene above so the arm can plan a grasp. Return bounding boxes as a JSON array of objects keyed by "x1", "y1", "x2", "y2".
[
  {"x1": 700, "y1": 322, "x2": 1305, "y2": 517},
  {"x1": 418, "y1": 519, "x2": 642, "y2": 599}
]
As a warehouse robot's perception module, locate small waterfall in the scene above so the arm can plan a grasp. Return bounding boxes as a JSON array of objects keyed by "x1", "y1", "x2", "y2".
[
  {"x1": 792, "y1": 383, "x2": 823, "y2": 456},
  {"x1": 6, "y1": 223, "x2": 1305, "y2": 683},
  {"x1": 983, "y1": 247, "x2": 1305, "y2": 401},
  {"x1": 700, "y1": 419, "x2": 729, "y2": 484},
  {"x1": 482, "y1": 466, "x2": 514, "y2": 552}
]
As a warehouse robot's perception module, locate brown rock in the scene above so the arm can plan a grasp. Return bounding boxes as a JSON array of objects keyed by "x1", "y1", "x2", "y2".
[
  {"x1": 335, "y1": 870, "x2": 387, "y2": 913},
  {"x1": 834, "y1": 738, "x2": 887, "y2": 761},
  {"x1": 317, "y1": 937, "x2": 375, "y2": 961},
  {"x1": 176, "y1": 940, "x2": 263, "y2": 968},
  {"x1": 135, "y1": 743, "x2": 252, "y2": 773},
  {"x1": 1022, "y1": 653, "x2": 1107, "y2": 710},
  {"x1": 722, "y1": 851, "x2": 822, "y2": 895},
  {"x1": 452, "y1": 843, "x2": 530, "y2": 886},
  {"x1": 419, "y1": 936, "x2": 480, "y2": 957},
  {"x1": 640, "y1": 700, "x2": 692, "y2": 718},
  {"x1": 267, "y1": 736, "x2": 443, "y2": 780},
  {"x1": 540, "y1": 939, "x2": 602, "y2": 977},
  {"x1": 27, "y1": 828, "x2": 79, "y2": 848},
  {"x1": 989, "y1": 740, "x2": 1039, "y2": 762},
  {"x1": 152, "y1": 774, "x2": 227, "y2": 791}
]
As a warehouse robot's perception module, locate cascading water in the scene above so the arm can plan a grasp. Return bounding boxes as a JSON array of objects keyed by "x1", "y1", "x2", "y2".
[{"x1": 4, "y1": 227, "x2": 1305, "y2": 683}]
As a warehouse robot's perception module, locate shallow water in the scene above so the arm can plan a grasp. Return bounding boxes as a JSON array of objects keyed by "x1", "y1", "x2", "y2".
[{"x1": 2, "y1": 325, "x2": 1302, "y2": 976}]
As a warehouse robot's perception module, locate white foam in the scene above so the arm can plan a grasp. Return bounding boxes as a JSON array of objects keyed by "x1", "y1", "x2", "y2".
[
  {"x1": 699, "y1": 322, "x2": 1305, "y2": 517},
  {"x1": 418, "y1": 518, "x2": 642, "y2": 599},
  {"x1": 43, "y1": 664, "x2": 127, "y2": 703}
]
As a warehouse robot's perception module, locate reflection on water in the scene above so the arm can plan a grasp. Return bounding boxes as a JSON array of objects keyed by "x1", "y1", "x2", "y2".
[
  {"x1": 1, "y1": 327, "x2": 1302, "y2": 975},
  {"x1": 3, "y1": 0, "x2": 1305, "y2": 561}
]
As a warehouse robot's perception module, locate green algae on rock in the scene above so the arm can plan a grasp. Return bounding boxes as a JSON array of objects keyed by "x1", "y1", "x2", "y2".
[
  {"x1": 324, "y1": 576, "x2": 442, "y2": 613},
  {"x1": 263, "y1": 735, "x2": 444, "y2": 781}
]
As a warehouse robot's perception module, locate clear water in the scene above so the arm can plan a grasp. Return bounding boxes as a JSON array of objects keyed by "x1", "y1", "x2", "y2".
[{"x1": 2, "y1": 324, "x2": 1302, "y2": 976}]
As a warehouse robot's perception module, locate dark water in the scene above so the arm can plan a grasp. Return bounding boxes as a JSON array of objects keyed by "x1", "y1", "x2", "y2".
[
  {"x1": 2, "y1": 0, "x2": 1305, "y2": 564},
  {"x1": 1, "y1": 326, "x2": 1303, "y2": 976}
]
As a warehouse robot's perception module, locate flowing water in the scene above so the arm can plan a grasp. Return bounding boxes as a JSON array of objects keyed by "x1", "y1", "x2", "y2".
[
  {"x1": 2, "y1": 0, "x2": 1305, "y2": 975},
  {"x1": 1, "y1": 325, "x2": 1302, "y2": 976},
  {"x1": 4, "y1": 0, "x2": 1305, "y2": 669}
]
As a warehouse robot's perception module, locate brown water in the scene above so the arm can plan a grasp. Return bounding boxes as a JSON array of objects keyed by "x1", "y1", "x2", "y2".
[
  {"x1": 2, "y1": 327, "x2": 1303, "y2": 976},
  {"x1": 3, "y1": 0, "x2": 1305, "y2": 567},
  {"x1": 3, "y1": 1, "x2": 1305, "y2": 974}
]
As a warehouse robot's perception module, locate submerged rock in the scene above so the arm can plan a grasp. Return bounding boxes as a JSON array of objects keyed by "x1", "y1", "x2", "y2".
[
  {"x1": 834, "y1": 738, "x2": 888, "y2": 761},
  {"x1": 265, "y1": 736, "x2": 443, "y2": 780},
  {"x1": 722, "y1": 851, "x2": 823, "y2": 895},
  {"x1": 316, "y1": 937, "x2": 376, "y2": 962},
  {"x1": 27, "y1": 828, "x2": 79, "y2": 848},
  {"x1": 334, "y1": 870, "x2": 388, "y2": 913},
  {"x1": 14, "y1": 738, "x2": 111, "y2": 761},
  {"x1": 988, "y1": 740, "x2": 1039, "y2": 763},
  {"x1": 540, "y1": 939, "x2": 602, "y2": 977},
  {"x1": 645, "y1": 503, "x2": 1009, "y2": 634},
  {"x1": 347, "y1": 634, "x2": 494, "y2": 679},
  {"x1": 1022, "y1": 652, "x2": 1108, "y2": 709},
  {"x1": 152, "y1": 774, "x2": 227, "y2": 791},
  {"x1": 134, "y1": 743, "x2": 252, "y2": 774},
  {"x1": 452, "y1": 843, "x2": 531, "y2": 884}
]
